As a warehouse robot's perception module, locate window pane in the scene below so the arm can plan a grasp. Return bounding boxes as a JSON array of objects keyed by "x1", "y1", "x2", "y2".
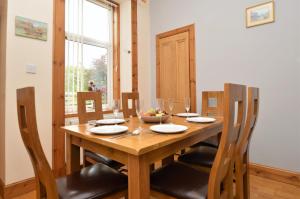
[
  {"x1": 83, "y1": 0, "x2": 111, "y2": 42},
  {"x1": 65, "y1": 0, "x2": 114, "y2": 116},
  {"x1": 65, "y1": 0, "x2": 82, "y2": 35},
  {"x1": 83, "y1": 44, "x2": 109, "y2": 105},
  {"x1": 65, "y1": 40, "x2": 110, "y2": 113}
]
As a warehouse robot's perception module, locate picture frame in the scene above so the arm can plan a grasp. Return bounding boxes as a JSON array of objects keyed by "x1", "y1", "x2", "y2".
[
  {"x1": 15, "y1": 16, "x2": 48, "y2": 41},
  {"x1": 246, "y1": 1, "x2": 275, "y2": 28}
]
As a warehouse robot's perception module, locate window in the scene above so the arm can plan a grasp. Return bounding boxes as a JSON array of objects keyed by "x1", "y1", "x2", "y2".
[{"x1": 65, "y1": 0, "x2": 119, "y2": 115}]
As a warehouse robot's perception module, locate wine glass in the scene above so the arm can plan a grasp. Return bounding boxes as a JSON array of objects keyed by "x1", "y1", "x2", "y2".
[
  {"x1": 156, "y1": 98, "x2": 165, "y2": 124},
  {"x1": 133, "y1": 99, "x2": 143, "y2": 135},
  {"x1": 112, "y1": 99, "x2": 120, "y2": 124},
  {"x1": 184, "y1": 97, "x2": 190, "y2": 118},
  {"x1": 168, "y1": 98, "x2": 175, "y2": 124}
]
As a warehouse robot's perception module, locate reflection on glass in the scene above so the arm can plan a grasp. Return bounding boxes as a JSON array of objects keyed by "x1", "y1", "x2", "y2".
[
  {"x1": 184, "y1": 97, "x2": 190, "y2": 118},
  {"x1": 133, "y1": 99, "x2": 144, "y2": 135},
  {"x1": 112, "y1": 100, "x2": 120, "y2": 123},
  {"x1": 156, "y1": 98, "x2": 165, "y2": 125}
]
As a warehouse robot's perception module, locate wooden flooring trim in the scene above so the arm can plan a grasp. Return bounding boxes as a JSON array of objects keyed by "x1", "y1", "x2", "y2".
[
  {"x1": 250, "y1": 163, "x2": 300, "y2": 187},
  {"x1": 4, "y1": 177, "x2": 35, "y2": 199}
]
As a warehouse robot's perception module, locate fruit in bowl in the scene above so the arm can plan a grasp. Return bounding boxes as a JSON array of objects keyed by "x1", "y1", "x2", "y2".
[{"x1": 141, "y1": 108, "x2": 169, "y2": 123}]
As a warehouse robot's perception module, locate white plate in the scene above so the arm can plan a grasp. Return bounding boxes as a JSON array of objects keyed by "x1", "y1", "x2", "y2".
[
  {"x1": 96, "y1": 119, "x2": 126, "y2": 125},
  {"x1": 186, "y1": 117, "x2": 216, "y2": 123},
  {"x1": 150, "y1": 124, "x2": 188, "y2": 134},
  {"x1": 89, "y1": 125, "x2": 128, "y2": 135},
  {"x1": 176, "y1": 113, "x2": 200, "y2": 117}
]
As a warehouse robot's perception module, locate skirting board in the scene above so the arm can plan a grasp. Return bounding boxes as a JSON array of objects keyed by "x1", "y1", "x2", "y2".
[
  {"x1": 2, "y1": 177, "x2": 35, "y2": 199},
  {"x1": 249, "y1": 163, "x2": 300, "y2": 187},
  {"x1": 0, "y1": 178, "x2": 4, "y2": 199}
]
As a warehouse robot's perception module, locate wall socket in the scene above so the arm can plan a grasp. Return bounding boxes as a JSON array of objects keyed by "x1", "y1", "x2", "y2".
[{"x1": 26, "y1": 64, "x2": 37, "y2": 74}]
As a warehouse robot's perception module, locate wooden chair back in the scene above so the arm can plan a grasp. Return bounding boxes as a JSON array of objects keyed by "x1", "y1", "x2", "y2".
[
  {"x1": 235, "y1": 87, "x2": 259, "y2": 199},
  {"x1": 77, "y1": 91, "x2": 103, "y2": 124},
  {"x1": 202, "y1": 91, "x2": 224, "y2": 117},
  {"x1": 208, "y1": 83, "x2": 246, "y2": 199},
  {"x1": 122, "y1": 92, "x2": 139, "y2": 118},
  {"x1": 16, "y1": 87, "x2": 59, "y2": 199}
]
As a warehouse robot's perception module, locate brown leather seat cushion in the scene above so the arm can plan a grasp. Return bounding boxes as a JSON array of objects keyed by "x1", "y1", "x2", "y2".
[
  {"x1": 85, "y1": 150, "x2": 123, "y2": 170},
  {"x1": 151, "y1": 162, "x2": 209, "y2": 199},
  {"x1": 191, "y1": 136, "x2": 219, "y2": 148},
  {"x1": 191, "y1": 141, "x2": 218, "y2": 148},
  {"x1": 56, "y1": 163, "x2": 127, "y2": 199},
  {"x1": 178, "y1": 146, "x2": 217, "y2": 168}
]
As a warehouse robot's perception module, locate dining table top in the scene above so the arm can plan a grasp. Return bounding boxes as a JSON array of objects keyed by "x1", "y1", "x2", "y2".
[{"x1": 62, "y1": 116, "x2": 223, "y2": 156}]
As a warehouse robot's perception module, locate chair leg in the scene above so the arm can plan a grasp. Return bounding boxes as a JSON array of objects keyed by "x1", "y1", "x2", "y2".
[
  {"x1": 227, "y1": 162, "x2": 234, "y2": 199},
  {"x1": 235, "y1": 160, "x2": 244, "y2": 199},
  {"x1": 243, "y1": 152, "x2": 250, "y2": 199}
]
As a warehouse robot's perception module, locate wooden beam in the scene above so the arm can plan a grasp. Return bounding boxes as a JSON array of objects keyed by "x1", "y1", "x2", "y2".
[
  {"x1": 113, "y1": 4, "x2": 121, "y2": 99},
  {"x1": 52, "y1": 0, "x2": 66, "y2": 177},
  {"x1": 0, "y1": 0, "x2": 7, "y2": 189},
  {"x1": 131, "y1": 0, "x2": 138, "y2": 92}
]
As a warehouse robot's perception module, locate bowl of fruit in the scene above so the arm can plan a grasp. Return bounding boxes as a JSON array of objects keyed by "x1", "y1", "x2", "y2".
[{"x1": 141, "y1": 108, "x2": 170, "y2": 123}]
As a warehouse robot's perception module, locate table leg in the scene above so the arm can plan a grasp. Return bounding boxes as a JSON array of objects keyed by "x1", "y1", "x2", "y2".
[
  {"x1": 128, "y1": 154, "x2": 150, "y2": 199},
  {"x1": 66, "y1": 134, "x2": 81, "y2": 174}
]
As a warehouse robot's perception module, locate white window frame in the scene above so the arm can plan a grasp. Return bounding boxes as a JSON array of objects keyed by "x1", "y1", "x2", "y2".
[{"x1": 65, "y1": 0, "x2": 114, "y2": 113}]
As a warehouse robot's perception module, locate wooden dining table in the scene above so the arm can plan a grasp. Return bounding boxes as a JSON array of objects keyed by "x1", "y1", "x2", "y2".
[{"x1": 62, "y1": 116, "x2": 223, "y2": 199}]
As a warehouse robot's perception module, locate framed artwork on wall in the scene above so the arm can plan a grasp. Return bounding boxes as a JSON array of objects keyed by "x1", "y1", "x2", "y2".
[
  {"x1": 246, "y1": 1, "x2": 275, "y2": 28},
  {"x1": 15, "y1": 16, "x2": 48, "y2": 41}
]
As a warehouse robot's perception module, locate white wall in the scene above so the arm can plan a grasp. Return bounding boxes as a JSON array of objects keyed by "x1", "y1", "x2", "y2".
[
  {"x1": 120, "y1": 0, "x2": 152, "y2": 108},
  {"x1": 150, "y1": 0, "x2": 300, "y2": 172},
  {"x1": 5, "y1": 0, "x2": 53, "y2": 184},
  {"x1": 138, "y1": 0, "x2": 151, "y2": 108},
  {"x1": 120, "y1": 0, "x2": 132, "y2": 93}
]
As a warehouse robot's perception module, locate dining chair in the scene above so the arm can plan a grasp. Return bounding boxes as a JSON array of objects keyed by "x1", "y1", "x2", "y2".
[
  {"x1": 235, "y1": 87, "x2": 259, "y2": 199},
  {"x1": 151, "y1": 83, "x2": 246, "y2": 199},
  {"x1": 202, "y1": 91, "x2": 224, "y2": 117},
  {"x1": 193, "y1": 91, "x2": 224, "y2": 148},
  {"x1": 122, "y1": 92, "x2": 139, "y2": 118},
  {"x1": 77, "y1": 91, "x2": 123, "y2": 170},
  {"x1": 77, "y1": 91, "x2": 104, "y2": 124},
  {"x1": 180, "y1": 91, "x2": 224, "y2": 165},
  {"x1": 178, "y1": 87, "x2": 259, "y2": 199},
  {"x1": 17, "y1": 87, "x2": 128, "y2": 199}
]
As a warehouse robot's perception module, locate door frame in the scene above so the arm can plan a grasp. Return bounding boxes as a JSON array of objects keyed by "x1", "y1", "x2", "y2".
[{"x1": 156, "y1": 24, "x2": 196, "y2": 112}]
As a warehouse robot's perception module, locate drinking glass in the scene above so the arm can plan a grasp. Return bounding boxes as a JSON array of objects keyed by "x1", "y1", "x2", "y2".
[
  {"x1": 112, "y1": 99, "x2": 120, "y2": 123},
  {"x1": 184, "y1": 97, "x2": 190, "y2": 118},
  {"x1": 133, "y1": 99, "x2": 143, "y2": 135},
  {"x1": 156, "y1": 98, "x2": 165, "y2": 124},
  {"x1": 168, "y1": 98, "x2": 175, "y2": 124}
]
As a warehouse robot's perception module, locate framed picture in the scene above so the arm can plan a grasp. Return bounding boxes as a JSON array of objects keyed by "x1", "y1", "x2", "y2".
[
  {"x1": 246, "y1": 1, "x2": 275, "y2": 28},
  {"x1": 15, "y1": 16, "x2": 48, "y2": 41}
]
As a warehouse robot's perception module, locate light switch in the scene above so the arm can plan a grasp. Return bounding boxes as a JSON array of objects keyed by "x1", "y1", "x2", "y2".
[{"x1": 26, "y1": 64, "x2": 37, "y2": 74}]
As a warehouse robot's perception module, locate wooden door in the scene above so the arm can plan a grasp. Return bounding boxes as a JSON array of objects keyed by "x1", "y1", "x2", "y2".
[{"x1": 156, "y1": 25, "x2": 196, "y2": 113}]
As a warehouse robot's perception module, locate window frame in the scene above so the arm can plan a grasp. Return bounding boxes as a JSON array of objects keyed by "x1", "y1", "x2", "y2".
[
  {"x1": 53, "y1": 0, "x2": 137, "y2": 176},
  {"x1": 64, "y1": 0, "x2": 120, "y2": 118}
]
